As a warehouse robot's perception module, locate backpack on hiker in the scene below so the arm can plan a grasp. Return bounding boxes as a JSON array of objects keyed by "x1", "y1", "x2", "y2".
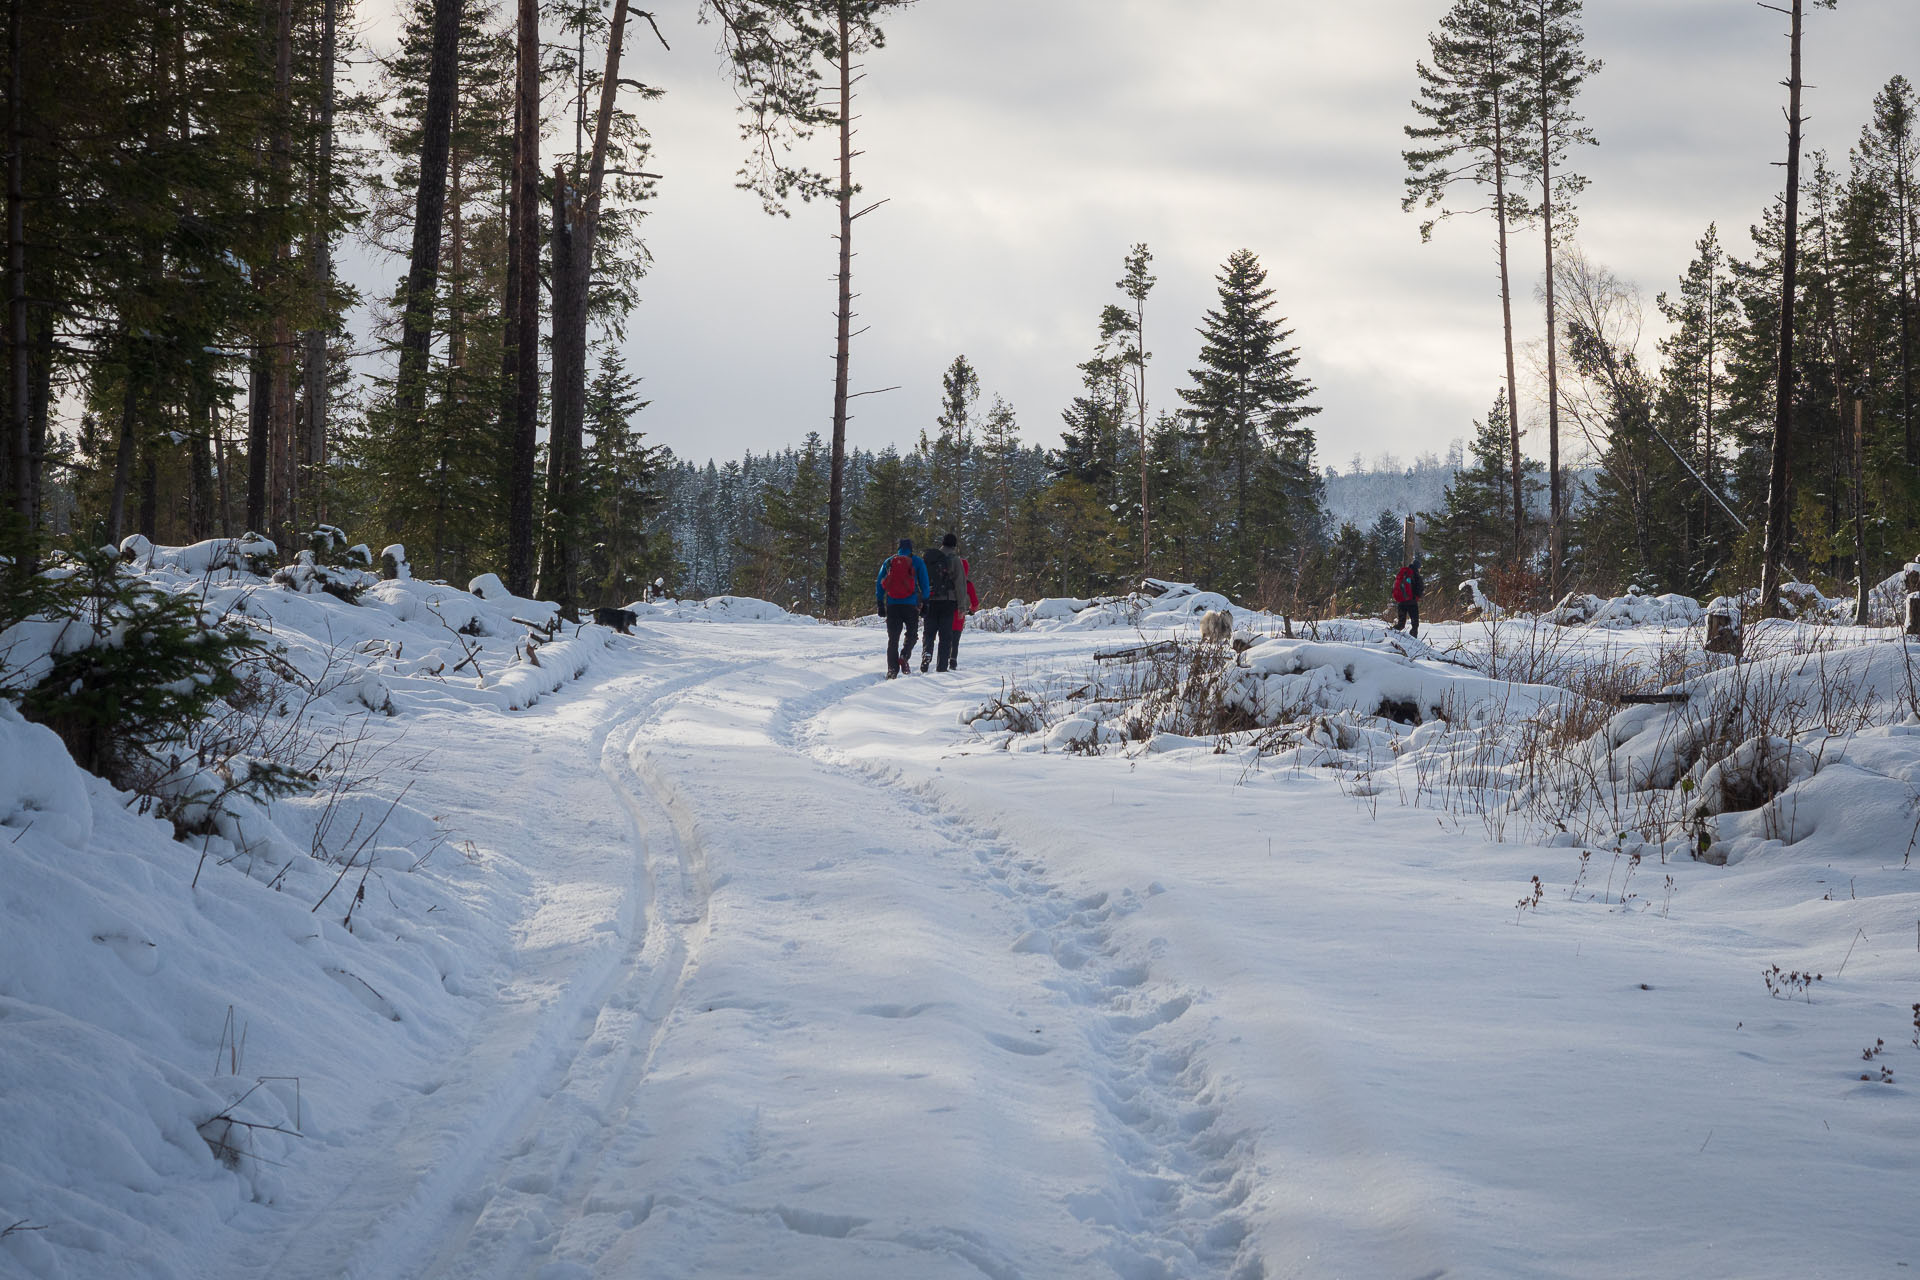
[
  {"x1": 883, "y1": 554, "x2": 918, "y2": 600},
  {"x1": 1392, "y1": 565, "x2": 1416, "y2": 604},
  {"x1": 924, "y1": 547, "x2": 957, "y2": 600}
]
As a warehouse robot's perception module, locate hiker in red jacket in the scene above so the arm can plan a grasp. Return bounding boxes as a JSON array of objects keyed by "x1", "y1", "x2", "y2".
[
  {"x1": 875, "y1": 538, "x2": 930, "y2": 679},
  {"x1": 948, "y1": 553, "x2": 980, "y2": 669},
  {"x1": 1391, "y1": 556, "x2": 1424, "y2": 638}
]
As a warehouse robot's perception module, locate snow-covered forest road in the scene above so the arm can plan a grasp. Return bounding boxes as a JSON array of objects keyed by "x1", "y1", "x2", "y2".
[{"x1": 12, "y1": 610, "x2": 1916, "y2": 1280}]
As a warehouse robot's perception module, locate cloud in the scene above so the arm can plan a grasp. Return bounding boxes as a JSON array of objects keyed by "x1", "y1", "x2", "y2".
[{"x1": 349, "y1": 0, "x2": 1916, "y2": 471}]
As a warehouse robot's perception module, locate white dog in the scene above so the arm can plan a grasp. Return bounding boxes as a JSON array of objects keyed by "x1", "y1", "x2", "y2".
[{"x1": 1198, "y1": 609, "x2": 1232, "y2": 646}]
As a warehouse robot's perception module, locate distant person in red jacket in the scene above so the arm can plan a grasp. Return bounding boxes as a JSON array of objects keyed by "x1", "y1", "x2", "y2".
[
  {"x1": 948, "y1": 554, "x2": 980, "y2": 669},
  {"x1": 1391, "y1": 556, "x2": 1424, "y2": 637}
]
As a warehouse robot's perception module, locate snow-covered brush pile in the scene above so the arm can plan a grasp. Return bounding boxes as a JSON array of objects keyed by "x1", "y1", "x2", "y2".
[
  {"x1": 1551, "y1": 637, "x2": 1920, "y2": 864},
  {"x1": 971, "y1": 579, "x2": 1247, "y2": 634},
  {"x1": 963, "y1": 629, "x2": 1575, "y2": 772}
]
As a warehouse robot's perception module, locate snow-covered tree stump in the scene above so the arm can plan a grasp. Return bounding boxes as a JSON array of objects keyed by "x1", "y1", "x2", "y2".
[
  {"x1": 1906, "y1": 594, "x2": 1920, "y2": 638},
  {"x1": 1705, "y1": 610, "x2": 1743, "y2": 658}
]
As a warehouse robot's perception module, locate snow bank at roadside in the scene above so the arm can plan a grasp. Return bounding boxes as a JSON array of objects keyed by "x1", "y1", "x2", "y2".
[
  {"x1": 0, "y1": 665, "x2": 508, "y2": 1280},
  {"x1": 0, "y1": 543, "x2": 640, "y2": 1276}
]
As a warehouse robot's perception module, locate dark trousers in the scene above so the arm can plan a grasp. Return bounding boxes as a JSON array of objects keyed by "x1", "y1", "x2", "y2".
[
  {"x1": 1393, "y1": 601, "x2": 1420, "y2": 637},
  {"x1": 886, "y1": 601, "x2": 921, "y2": 673},
  {"x1": 923, "y1": 602, "x2": 958, "y2": 671}
]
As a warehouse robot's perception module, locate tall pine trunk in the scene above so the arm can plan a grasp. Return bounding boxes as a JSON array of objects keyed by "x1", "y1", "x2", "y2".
[
  {"x1": 1491, "y1": 92, "x2": 1523, "y2": 563},
  {"x1": 540, "y1": 164, "x2": 584, "y2": 609},
  {"x1": 301, "y1": 0, "x2": 337, "y2": 524},
  {"x1": 268, "y1": 0, "x2": 295, "y2": 541},
  {"x1": 392, "y1": 0, "x2": 461, "y2": 426},
  {"x1": 539, "y1": 0, "x2": 632, "y2": 613},
  {"x1": 504, "y1": 0, "x2": 539, "y2": 595},
  {"x1": 1760, "y1": 0, "x2": 1807, "y2": 618},
  {"x1": 823, "y1": 0, "x2": 854, "y2": 611},
  {"x1": 1537, "y1": 30, "x2": 1564, "y2": 592},
  {"x1": 6, "y1": 0, "x2": 30, "y2": 539},
  {"x1": 1136, "y1": 294, "x2": 1149, "y2": 576}
]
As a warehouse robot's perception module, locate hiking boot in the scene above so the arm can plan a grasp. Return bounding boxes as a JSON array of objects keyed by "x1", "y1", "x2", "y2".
[{"x1": 886, "y1": 669, "x2": 898, "y2": 680}]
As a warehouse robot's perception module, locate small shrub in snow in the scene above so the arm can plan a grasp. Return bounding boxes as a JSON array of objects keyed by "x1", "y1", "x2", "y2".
[{"x1": 1763, "y1": 965, "x2": 1822, "y2": 1002}]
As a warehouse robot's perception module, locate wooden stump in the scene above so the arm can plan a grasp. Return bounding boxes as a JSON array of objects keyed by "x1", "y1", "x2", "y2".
[
  {"x1": 1906, "y1": 594, "x2": 1920, "y2": 637},
  {"x1": 1705, "y1": 611, "x2": 1743, "y2": 658}
]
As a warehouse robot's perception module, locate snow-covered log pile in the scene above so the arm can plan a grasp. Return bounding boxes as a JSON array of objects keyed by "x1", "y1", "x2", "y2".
[{"x1": 1544, "y1": 588, "x2": 1705, "y2": 628}]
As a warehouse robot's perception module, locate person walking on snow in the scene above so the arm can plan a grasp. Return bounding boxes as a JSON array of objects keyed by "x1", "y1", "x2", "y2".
[
  {"x1": 1391, "y1": 555, "x2": 1424, "y2": 638},
  {"x1": 920, "y1": 533, "x2": 966, "y2": 673},
  {"x1": 876, "y1": 537, "x2": 931, "y2": 679},
  {"x1": 948, "y1": 552, "x2": 979, "y2": 669}
]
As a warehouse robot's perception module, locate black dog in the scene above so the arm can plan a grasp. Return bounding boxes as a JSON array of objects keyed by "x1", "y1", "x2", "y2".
[{"x1": 593, "y1": 607, "x2": 638, "y2": 635}]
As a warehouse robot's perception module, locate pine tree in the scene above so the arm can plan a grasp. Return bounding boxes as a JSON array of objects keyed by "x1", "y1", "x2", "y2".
[
  {"x1": 1404, "y1": 0, "x2": 1533, "y2": 556},
  {"x1": 1656, "y1": 223, "x2": 1740, "y2": 580},
  {"x1": 1514, "y1": 0, "x2": 1598, "y2": 588},
  {"x1": 1854, "y1": 75, "x2": 1919, "y2": 464},
  {"x1": 711, "y1": 0, "x2": 917, "y2": 609}
]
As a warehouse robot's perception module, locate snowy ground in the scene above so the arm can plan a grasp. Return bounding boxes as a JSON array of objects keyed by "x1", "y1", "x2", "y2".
[{"x1": 5, "y1": 582, "x2": 1920, "y2": 1279}]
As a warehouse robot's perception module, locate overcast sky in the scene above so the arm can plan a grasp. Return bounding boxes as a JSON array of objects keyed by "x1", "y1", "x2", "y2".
[{"x1": 353, "y1": 0, "x2": 1916, "y2": 472}]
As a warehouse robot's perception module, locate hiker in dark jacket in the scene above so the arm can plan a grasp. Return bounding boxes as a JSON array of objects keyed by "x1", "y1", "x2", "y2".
[
  {"x1": 1391, "y1": 556, "x2": 1424, "y2": 637},
  {"x1": 875, "y1": 538, "x2": 931, "y2": 679},
  {"x1": 920, "y1": 532, "x2": 966, "y2": 673}
]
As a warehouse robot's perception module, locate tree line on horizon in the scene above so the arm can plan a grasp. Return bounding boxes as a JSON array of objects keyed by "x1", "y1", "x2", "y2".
[{"x1": 1, "y1": 0, "x2": 1915, "y2": 624}]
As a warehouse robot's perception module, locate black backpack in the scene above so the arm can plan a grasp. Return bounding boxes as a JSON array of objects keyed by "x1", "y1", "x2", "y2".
[{"x1": 924, "y1": 547, "x2": 957, "y2": 598}]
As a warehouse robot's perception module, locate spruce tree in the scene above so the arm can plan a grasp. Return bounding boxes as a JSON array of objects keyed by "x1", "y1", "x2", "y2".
[{"x1": 1177, "y1": 248, "x2": 1321, "y2": 598}]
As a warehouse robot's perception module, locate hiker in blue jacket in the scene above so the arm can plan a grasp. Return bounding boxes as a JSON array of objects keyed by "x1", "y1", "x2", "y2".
[{"x1": 875, "y1": 538, "x2": 931, "y2": 679}]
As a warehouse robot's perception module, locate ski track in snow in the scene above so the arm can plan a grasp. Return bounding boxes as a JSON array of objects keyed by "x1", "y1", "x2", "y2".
[
  {"x1": 231, "y1": 661, "x2": 748, "y2": 1280},
  {"x1": 303, "y1": 632, "x2": 1272, "y2": 1280},
  {"x1": 403, "y1": 684, "x2": 718, "y2": 1280}
]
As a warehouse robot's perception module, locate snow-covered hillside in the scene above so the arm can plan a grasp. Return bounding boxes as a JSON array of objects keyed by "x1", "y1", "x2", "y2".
[{"x1": 4, "y1": 564, "x2": 1918, "y2": 1279}]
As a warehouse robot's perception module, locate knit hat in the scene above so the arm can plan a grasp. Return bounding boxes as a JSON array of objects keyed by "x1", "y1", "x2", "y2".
[
  {"x1": 942, "y1": 532, "x2": 957, "y2": 548},
  {"x1": 898, "y1": 537, "x2": 914, "y2": 552}
]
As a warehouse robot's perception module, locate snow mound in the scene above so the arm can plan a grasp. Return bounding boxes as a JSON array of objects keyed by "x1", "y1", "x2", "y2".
[
  {"x1": 628, "y1": 594, "x2": 816, "y2": 624},
  {"x1": 0, "y1": 700, "x2": 92, "y2": 849}
]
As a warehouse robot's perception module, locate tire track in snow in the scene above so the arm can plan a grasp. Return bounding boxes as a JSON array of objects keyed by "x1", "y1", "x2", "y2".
[{"x1": 785, "y1": 680, "x2": 1268, "y2": 1280}]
